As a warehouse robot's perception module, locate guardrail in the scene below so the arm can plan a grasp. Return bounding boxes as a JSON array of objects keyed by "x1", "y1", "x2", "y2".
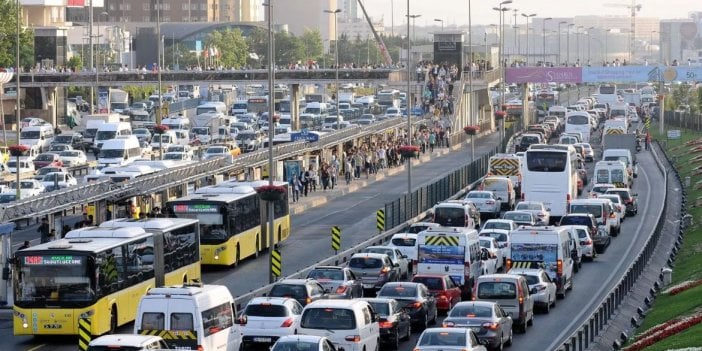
[
  {"x1": 231, "y1": 150, "x2": 494, "y2": 310},
  {"x1": 0, "y1": 117, "x2": 414, "y2": 222},
  {"x1": 553, "y1": 140, "x2": 668, "y2": 351},
  {"x1": 168, "y1": 98, "x2": 201, "y2": 114}
]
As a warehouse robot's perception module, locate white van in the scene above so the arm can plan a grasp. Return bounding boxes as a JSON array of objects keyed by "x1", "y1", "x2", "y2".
[
  {"x1": 298, "y1": 299, "x2": 379, "y2": 351},
  {"x1": 94, "y1": 122, "x2": 132, "y2": 149},
  {"x1": 134, "y1": 284, "x2": 240, "y2": 351},
  {"x1": 508, "y1": 226, "x2": 575, "y2": 298},
  {"x1": 196, "y1": 102, "x2": 227, "y2": 116},
  {"x1": 97, "y1": 135, "x2": 143, "y2": 169},
  {"x1": 20, "y1": 124, "x2": 54, "y2": 152},
  {"x1": 432, "y1": 201, "x2": 476, "y2": 228},
  {"x1": 151, "y1": 130, "x2": 178, "y2": 150},
  {"x1": 480, "y1": 176, "x2": 517, "y2": 210},
  {"x1": 602, "y1": 149, "x2": 637, "y2": 178},
  {"x1": 593, "y1": 160, "x2": 630, "y2": 188},
  {"x1": 162, "y1": 117, "x2": 191, "y2": 131},
  {"x1": 417, "y1": 227, "x2": 482, "y2": 299}
]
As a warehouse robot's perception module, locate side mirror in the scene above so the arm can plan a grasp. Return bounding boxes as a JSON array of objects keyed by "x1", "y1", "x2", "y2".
[
  {"x1": 530, "y1": 287, "x2": 538, "y2": 294},
  {"x1": 235, "y1": 315, "x2": 247, "y2": 325},
  {"x1": 393, "y1": 263, "x2": 400, "y2": 268}
]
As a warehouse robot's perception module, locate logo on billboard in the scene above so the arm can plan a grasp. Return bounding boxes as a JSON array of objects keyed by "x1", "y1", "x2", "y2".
[{"x1": 437, "y1": 41, "x2": 457, "y2": 51}]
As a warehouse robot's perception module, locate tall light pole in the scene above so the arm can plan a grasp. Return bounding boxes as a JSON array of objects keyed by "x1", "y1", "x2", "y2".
[
  {"x1": 558, "y1": 21, "x2": 567, "y2": 66},
  {"x1": 587, "y1": 26, "x2": 595, "y2": 65},
  {"x1": 15, "y1": 0, "x2": 21, "y2": 200},
  {"x1": 265, "y1": 1, "x2": 276, "y2": 283},
  {"x1": 493, "y1": 0, "x2": 512, "y2": 143},
  {"x1": 567, "y1": 23, "x2": 574, "y2": 66},
  {"x1": 605, "y1": 29, "x2": 611, "y2": 64},
  {"x1": 89, "y1": 0, "x2": 94, "y2": 112},
  {"x1": 156, "y1": 0, "x2": 162, "y2": 127},
  {"x1": 512, "y1": 9, "x2": 518, "y2": 61},
  {"x1": 390, "y1": 0, "x2": 394, "y2": 37},
  {"x1": 324, "y1": 8, "x2": 341, "y2": 130},
  {"x1": 576, "y1": 26, "x2": 583, "y2": 65},
  {"x1": 521, "y1": 13, "x2": 536, "y2": 66},
  {"x1": 542, "y1": 17, "x2": 552, "y2": 66},
  {"x1": 468, "y1": 0, "x2": 474, "y2": 159},
  {"x1": 434, "y1": 18, "x2": 444, "y2": 32},
  {"x1": 407, "y1": 14, "x2": 421, "y2": 42},
  {"x1": 406, "y1": 0, "x2": 412, "y2": 195}
]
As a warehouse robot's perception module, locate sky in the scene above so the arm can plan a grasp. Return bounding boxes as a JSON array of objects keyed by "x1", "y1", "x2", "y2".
[{"x1": 364, "y1": 0, "x2": 702, "y2": 27}]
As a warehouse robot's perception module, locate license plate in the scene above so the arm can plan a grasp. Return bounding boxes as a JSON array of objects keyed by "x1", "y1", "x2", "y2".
[
  {"x1": 363, "y1": 284, "x2": 375, "y2": 289},
  {"x1": 253, "y1": 337, "x2": 272, "y2": 343}
]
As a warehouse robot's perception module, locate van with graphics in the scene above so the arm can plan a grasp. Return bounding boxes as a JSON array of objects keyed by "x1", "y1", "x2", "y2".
[
  {"x1": 487, "y1": 154, "x2": 523, "y2": 194},
  {"x1": 417, "y1": 227, "x2": 482, "y2": 299}
]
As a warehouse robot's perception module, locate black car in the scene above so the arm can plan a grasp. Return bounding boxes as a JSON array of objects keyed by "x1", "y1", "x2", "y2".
[
  {"x1": 268, "y1": 279, "x2": 328, "y2": 306},
  {"x1": 377, "y1": 282, "x2": 437, "y2": 330},
  {"x1": 560, "y1": 213, "x2": 610, "y2": 253},
  {"x1": 361, "y1": 298, "x2": 411, "y2": 349},
  {"x1": 605, "y1": 188, "x2": 638, "y2": 216}
]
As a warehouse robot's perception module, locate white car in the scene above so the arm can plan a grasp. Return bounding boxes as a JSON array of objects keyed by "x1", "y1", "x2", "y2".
[
  {"x1": 464, "y1": 190, "x2": 502, "y2": 218},
  {"x1": 508, "y1": 268, "x2": 557, "y2": 313},
  {"x1": 415, "y1": 328, "x2": 487, "y2": 351},
  {"x1": 240, "y1": 297, "x2": 303, "y2": 349},
  {"x1": 47, "y1": 143, "x2": 73, "y2": 154},
  {"x1": 8, "y1": 158, "x2": 35, "y2": 174},
  {"x1": 163, "y1": 152, "x2": 192, "y2": 161},
  {"x1": 589, "y1": 183, "x2": 616, "y2": 198},
  {"x1": 479, "y1": 237, "x2": 503, "y2": 272},
  {"x1": 481, "y1": 219, "x2": 519, "y2": 232},
  {"x1": 9, "y1": 179, "x2": 45, "y2": 197},
  {"x1": 562, "y1": 225, "x2": 597, "y2": 261},
  {"x1": 58, "y1": 150, "x2": 88, "y2": 167},
  {"x1": 599, "y1": 193, "x2": 626, "y2": 222},
  {"x1": 388, "y1": 233, "x2": 418, "y2": 274},
  {"x1": 360, "y1": 245, "x2": 410, "y2": 280},
  {"x1": 166, "y1": 144, "x2": 194, "y2": 159},
  {"x1": 384, "y1": 107, "x2": 402, "y2": 118},
  {"x1": 479, "y1": 229, "x2": 511, "y2": 266},
  {"x1": 41, "y1": 172, "x2": 78, "y2": 189},
  {"x1": 514, "y1": 201, "x2": 551, "y2": 225}
]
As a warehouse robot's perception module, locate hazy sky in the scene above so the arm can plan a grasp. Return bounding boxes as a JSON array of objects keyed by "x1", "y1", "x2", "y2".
[{"x1": 364, "y1": 0, "x2": 701, "y2": 27}]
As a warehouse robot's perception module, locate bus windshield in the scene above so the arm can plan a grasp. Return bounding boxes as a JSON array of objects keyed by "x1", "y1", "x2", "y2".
[
  {"x1": 14, "y1": 253, "x2": 94, "y2": 307},
  {"x1": 526, "y1": 151, "x2": 567, "y2": 172}
]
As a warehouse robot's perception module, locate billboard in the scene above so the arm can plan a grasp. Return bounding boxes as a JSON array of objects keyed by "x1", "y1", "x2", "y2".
[{"x1": 505, "y1": 67, "x2": 582, "y2": 84}]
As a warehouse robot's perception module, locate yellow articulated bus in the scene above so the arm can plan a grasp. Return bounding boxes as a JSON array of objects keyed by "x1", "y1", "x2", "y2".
[
  {"x1": 12, "y1": 218, "x2": 201, "y2": 337},
  {"x1": 165, "y1": 180, "x2": 291, "y2": 266}
]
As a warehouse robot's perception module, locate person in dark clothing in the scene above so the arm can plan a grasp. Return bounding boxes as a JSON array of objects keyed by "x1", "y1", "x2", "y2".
[
  {"x1": 18, "y1": 241, "x2": 30, "y2": 250},
  {"x1": 38, "y1": 218, "x2": 51, "y2": 243}
]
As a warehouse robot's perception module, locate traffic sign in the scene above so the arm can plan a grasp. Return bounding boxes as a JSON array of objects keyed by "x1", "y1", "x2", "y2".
[
  {"x1": 376, "y1": 209, "x2": 385, "y2": 233},
  {"x1": 271, "y1": 248, "x2": 282, "y2": 277},
  {"x1": 667, "y1": 130, "x2": 681, "y2": 140},
  {"x1": 644, "y1": 117, "x2": 651, "y2": 130},
  {"x1": 331, "y1": 226, "x2": 341, "y2": 252}
]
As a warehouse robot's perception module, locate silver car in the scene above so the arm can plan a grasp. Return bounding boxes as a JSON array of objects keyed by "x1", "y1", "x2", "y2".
[
  {"x1": 361, "y1": 246, "x2": 410, "y2": 280},
  {"x1": 508, "y1": 268, "x2": 557, "y2": 313},
  {"x1": 306, "y1": 266, "x2": 363, "y2": 299},
  {"x1": 442, "y1": 301, "x2": 513, "y2": 350},
  {"x1": 562, "y1": 225, "x2": 596, "y2": 261},
  {"x1": 464, "y1": 191, "x2": 502, "y2": 219},
  {"x1": 513, "y1": 201, "x2": 550, "y2": 225}
]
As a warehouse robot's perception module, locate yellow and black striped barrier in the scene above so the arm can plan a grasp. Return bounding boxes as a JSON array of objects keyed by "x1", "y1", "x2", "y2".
[
  {"x1": 645, "y1": 117, "x2": 651, "y2": 130},
  {"x1": 376, "y1": 210, "x2": 385, "y2": 233},
  {"x1": 271, "y1": 248, "x2": 282, "y2": 277},
  {"x1": 140, "y1": 329, "x2": 197, "y2": 340},
  {"x1": 78, "y1": 318, "x2": 91, "y2": 351},
  {"x1": 424, "y1": 235, "x2": 460, "y2": 246},
  {"x1": 331, "y1": 226, "x2": 341, "y2": 252}
]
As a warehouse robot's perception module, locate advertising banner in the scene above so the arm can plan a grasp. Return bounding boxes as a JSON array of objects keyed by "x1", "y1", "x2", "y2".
[{"x1": 505, "y1": 67, "x2": 582, "y2": 84}]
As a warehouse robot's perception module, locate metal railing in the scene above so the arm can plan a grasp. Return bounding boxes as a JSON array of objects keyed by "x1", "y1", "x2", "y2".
[
  {"x1": 0, "y1": 117, "x2": 411, "y2": 222},
  {"x1": 553, "y1": 140, "x2": 668, "y2": 351}
]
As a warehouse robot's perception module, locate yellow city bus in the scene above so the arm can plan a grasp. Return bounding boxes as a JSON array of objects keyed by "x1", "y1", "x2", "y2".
[
  {"x1": 12, "y1": 218, "x2": 201, "y2": 336},
  {"x1": 165, "y1": 180, "x2": 291, "y2": 266}
]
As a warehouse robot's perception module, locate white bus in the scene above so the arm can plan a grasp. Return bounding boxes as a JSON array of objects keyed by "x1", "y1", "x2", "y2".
[
  {"x1": 376, "y1": 89, "x2": 401, "y2": 109},
  {"x1": 521, "y1": 146, "x2": 579, "y2": 222},
  {"x1": 565, "y1": 111, "x2": 592, "y2": 143},
  {"x1": 596, "y1": 84, "x2": 618, "y2": 105}
]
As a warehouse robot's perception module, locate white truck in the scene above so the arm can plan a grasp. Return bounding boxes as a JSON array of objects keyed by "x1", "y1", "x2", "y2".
[
  {"x1": 80, "y1": 113, "x2": 124, "y2": 148},
  {"x1": 109, "y1": 89, "x2": 130, "y2": 114},
  {"x1": 191, "y1": 112, "x2": 227, "y2": 144}
]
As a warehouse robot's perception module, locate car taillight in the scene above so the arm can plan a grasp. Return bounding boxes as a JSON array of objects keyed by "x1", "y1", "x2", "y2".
[
  {"x1": 345, "y1": 335, "x2": 361, "y2": 342},
  {"x1": 197, "y1": 346, "x2": 204, "y2": 351},
  {"x1": 482, "y1": 322, "x2": 500, "y2": 330},
  {"x1": 443, "y1": 321, "x2": 456, "y2": 327},
  {"x1": 380, "y1": 266, "x2": 390, "y2": 274},
  {"x1": 409, "y1": 302, "x2": 422, "y2": 309},
  {"x1": 280, "y1": 318, "x2": 294, "y2": 328},
  {"x1": 379, "y1": 321, "x2": 394, "y2": 328},
  {"x1": 557, "y1": 259, "x2": 563, "y2": 276},
  {"x1": 566, "y1": 194, "x2": 571, "y2": 206},
  {"x1": 336, "y1": 286, "x2": 348, "y2": 294},
  {"x1": 581, "y1": 239, "x2": 593, "y2": 245},
  {"x1": 306, "y1": 297, "x2": 312, "y2": 305},
  {"x1": 506, "y1": 259, "x2": 512, "y2": 270}
]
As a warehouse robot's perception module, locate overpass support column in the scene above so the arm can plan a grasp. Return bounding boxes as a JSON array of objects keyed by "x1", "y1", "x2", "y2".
[
  {"x1": 50, "y1": 87, "x2": 57, "y2": 127},
  {"x1": 522, "y1": 84, "x2": 530, "y2": 129},
  {"x1": 291, "y1": 84, "x2": 301, "y2": 130}
]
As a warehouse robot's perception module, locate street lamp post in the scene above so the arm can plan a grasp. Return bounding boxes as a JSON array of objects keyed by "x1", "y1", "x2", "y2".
[
  {"x1": 156, "y1": 0, "x2": 162, "y2": 130},
  {"x1": 406, "y1": 0, "x2": 411, "y2": 195},
  {"x1": 558, "y1": 21, "x2": 567, "y2": 66},
  {"x1": 493, "y1": 0, "x2": 512, "y2": 143},
  {"x1": 407, "y1": 14, "x2": 421, "y2": 42},
  {"x1": 650, "y1": 30, "x2": 657, "y2": 62},
  {"x1": 324, "y1": 9, "x2": 342, "y2": 130},
  {"x1": 433, "y1": 18, "x2": 444, "y2": 32},
  {"x1": 576, "y1": 26, "x2": 583, "y2": 65},
  {"x1": 265, "y1": 1, "x2": 276, "y2": 283},
  {"x1": 542, "y1": 17, "x2": 552, "y2": 66},
  {"x1": 567, "y1": 24, "x2": 574, "y2": 66},
  {"x1": 587, "y1": 26, "x2": 595, "y2": 65},
  {"x1": 521, "y1": 13, "x2": 536, "y2": 66},
  {"x1": 468, "y1": 0, "x2": 474, "y2": 160},
  {"x1": 512, "y1": 9, "x2": 518, "y2": 61},
  {"x1": 15, "y1": 0, "x2": 20, "y2": 200},
  {"x1": 605, "y1": 29, "x2": 610, "y2": 64}
]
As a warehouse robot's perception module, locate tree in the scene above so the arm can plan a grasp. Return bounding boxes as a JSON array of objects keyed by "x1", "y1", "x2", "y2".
[
  {"x1": 300, "y1": 29, "x2": 323, "y2": 64},
  {"x1": 67, "y1": 56, "x2": 82, "y2": 71},
  {"x1": 245, "y1": 27, "x2": 268, "y2": 67},
  {"x1": 205, "y1": 28, "x2": 248, "y2": 68},
  {"x1": 0, "y1": 0, "x2": 34, "y2": 68},
  {"x1": 164, "y1": 43, "x2": 198, "y2": 68},
  {"x1": 274, "y1": 31, "x2": 304, "y2": 66}
]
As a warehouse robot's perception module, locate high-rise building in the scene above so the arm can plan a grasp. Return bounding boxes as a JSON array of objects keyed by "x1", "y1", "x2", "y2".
[
  {"x1": 660, "y1": 18, "x2": 700, "y2": 64},
  {"x1": 69, "y1": 0, "x2": 220, "y2": 23},
  {"x1": 339, "y1": 0, "x2": 357, "y2": 22},
  {"x1": 271, "y1": 0, "x2": 336, "y2": 40}
]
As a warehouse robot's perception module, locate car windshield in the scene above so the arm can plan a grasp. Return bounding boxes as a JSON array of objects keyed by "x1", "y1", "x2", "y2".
[
  {"x1": 407, "y1": 225, "x2": 431, "y2": 234},
  {"x1": 560, "y1": 216, "x2": 591, "y2": 226},
  {"x1": 412, "y1": 276, "x2": 443, "y2": 290},
  {"x1": 59, "y1": 151, "x2": 81, "y2": 157},
  {"x1": 378, "y1": 284, "x2": 418, "y2": 298},
  {"x1": 418, "y1": 331, "x2": 466, "y2": 346},
  {"x1": 269, "y1": 284, "x2": 307, "y2": 299},
  {"x1": 366, "y1": 301, "x2": 390, "y2": 316},
  {"x1": 49, "y1": 145, "x2": 67, "y2": 152},
  {"x1": 271, "y1": 341, "x2": 318, "y2": 351},
  {"x1": 307, "y1": 269, "x2": 344, "y2": 281},
  {"x1": 607, "y1": 190, "x2": 630, "y2": 200},
  {"x1": 449, "y1": 304, "x2": 493, "y2": 318},
  {"x1": 99, "y1": 149, "x2": 124, "y2": 158},
  {"x1": 12, "y1": 181, "x2": 36, "y2": 189},
  {"x1": 20, "y1": 131, "x2": 40, "y2": 139},
  {"x1": 236, "y1": 133, "x2": 256, "y2": 141},
  {"x1": 479, "y1": 240, "x2": 492, "y2": 249},
  {"x1": 504, "y1": 213, "x2": 532, "y2": 222},
  {"x1": 520, "y1": 274, "x2": 540, "y2": 285},
  {"x1": 245, "y1": 304, "x2": 289, "y2": 317},
  {"x1": 467, "y1": 192, "x2": 490, "y2": 199},
  {"x1": 42, "y1": 173, "x2": 65, "y2": 182},
  {"x1": 300, "y1": 308, "x2": 356, "y2": 330},
  {"x1": 36, "y1": 154, "x2": 54, "y2": 161},
  {"x1": 434, "y1": 207, "x2": 466, "y2": 227},
  {"x1": 483, "y1": 222, "x2": 511, "y2": 231},
  {"x1": 95, "y1": 131, "x2": 116, "y2": 141},
  {"x1": 477, "y1": 281, "x2": 517, "y2": 299},
  {"x1": 0, "y1": 194, "x2": 16, "y2": 203},
  {"x1": 575, "y1": 228, "x2": 589, "y2": 239},
  {"x1": 601, "y1": 196, "x2": 620, "y2": 204},
  {"x1": 363, "y1": 248, "x2": 393, "y2": 257},
  {"x1": 570, "y1": 204, "x2": 602, "y2": 217},
  {"x1": 516, "y1": 203, "x2": 542, "y2": 210},
  {"x1": 349, "y1": 257, "x2": 383, "y2": 269},
  {"x1": 391, "y1": 237, "x2": 416, "y2": 247},
  {"x1": 481, "y1": 232, "x2": 508, "y2": 243},
  {"x1": 206, "y1": 147, "x2": 227, "y2": 154},
  {"x1": 164, "y1": 153, "x2": 185, "y2": 160},
  {"x1": 167, "y1": 146, "x2": 185, "y2": 152}
]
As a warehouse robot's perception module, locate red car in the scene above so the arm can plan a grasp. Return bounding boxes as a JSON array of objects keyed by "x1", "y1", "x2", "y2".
[
  {"x1": 411, "y1": 274, "x2": 462, "y2": 313},
  {"x1": 33, "y1": 153, "x2": 63, "y2": 169}
]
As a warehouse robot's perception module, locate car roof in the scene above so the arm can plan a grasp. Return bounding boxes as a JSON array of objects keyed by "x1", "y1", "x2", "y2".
[
  {"x1": 351, "y1": 252, "x2": 389, "y2": 259},
  {"x1": 89, "y1": 334, "x2": 163, "y2": 347},
  {"x1": 278, "y1": 278, "x2": 315, "y2": 285},
  {"x1": 277, "y1": 335, "x2": 328, "y2": 344},
  {"x1": 507, "y1": 268, "x2": 544, "y2": 275},
  {"x1": 453, "y1": 300, "x2": 498, "y2": 308},
  {"x1": 248, "y1": 297, "x2": 297, "y2": 306},
  {"x1": 311, "y1": 265, "x2": 345, "y2": 271}
]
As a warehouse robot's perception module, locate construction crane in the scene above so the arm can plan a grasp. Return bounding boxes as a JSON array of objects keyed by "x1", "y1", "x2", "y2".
[
  {"x1": 357, "y1": 0, "x2": 393, "y2": 66},
  {"x1": 604, "y1": 1, "x2": 642, "y2": 63}
]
